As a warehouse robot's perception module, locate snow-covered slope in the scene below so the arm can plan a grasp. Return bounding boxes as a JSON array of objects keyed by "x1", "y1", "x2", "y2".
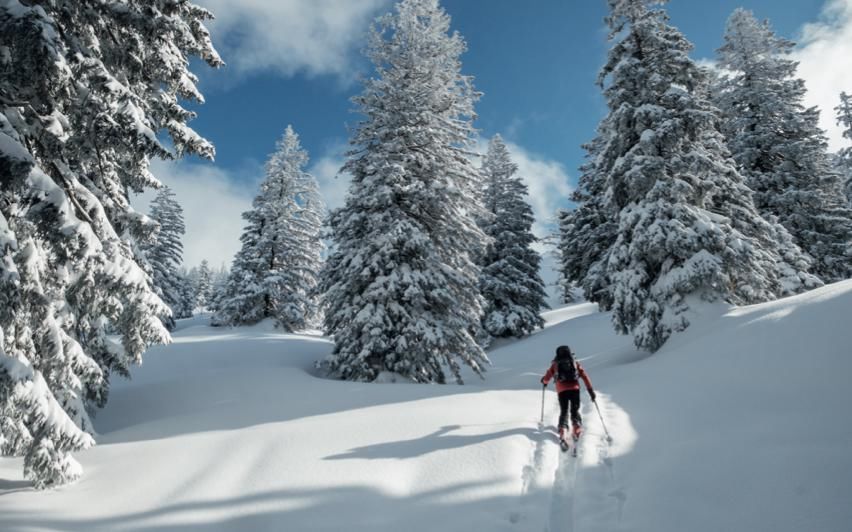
[
  {"x1": 574, "y1": 280, "x2": 852, "y2": 532},
  {"x1": 2, "y1": 282, "x2": 851, "y2": 532}
]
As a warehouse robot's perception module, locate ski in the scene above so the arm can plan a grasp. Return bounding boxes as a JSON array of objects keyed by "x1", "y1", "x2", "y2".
[{"x1": 567, "y1": 426, "x2": 582, "y2": 456}]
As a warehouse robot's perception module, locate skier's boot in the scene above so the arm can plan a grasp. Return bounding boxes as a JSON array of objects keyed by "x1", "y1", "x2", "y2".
[
  {"x1": 572, "y1": 422, "x2": 583, "y2": 440},
  {"x1": 558, "y1": 424, "x2": 571, "y2": 452}
]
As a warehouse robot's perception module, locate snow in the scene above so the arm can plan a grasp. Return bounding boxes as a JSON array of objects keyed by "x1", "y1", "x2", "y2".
[
  {"x1": 0, "y1": 130, "x2": 32, "y2": 164},
  {"x1": 2, "y1": 282, "x2": 852, "y2": 531}
]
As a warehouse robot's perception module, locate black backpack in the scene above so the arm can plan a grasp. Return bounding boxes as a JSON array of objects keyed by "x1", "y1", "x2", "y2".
[{"x1": 556, "y1": 358, "x2": 578, "y2": 382}]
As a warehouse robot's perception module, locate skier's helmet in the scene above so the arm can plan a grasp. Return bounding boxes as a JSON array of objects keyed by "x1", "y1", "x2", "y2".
[{"x1": 555, "y1": 345, "x2": 572, "y2": 361}]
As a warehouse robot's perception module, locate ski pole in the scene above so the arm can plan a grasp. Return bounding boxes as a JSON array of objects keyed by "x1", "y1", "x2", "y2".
[
  {"x1": 593, "y1": 398, "x2": 614, "y2": 443},
  {"x1": 540, "y1": 384, "x2": 546, "y2": 425}
]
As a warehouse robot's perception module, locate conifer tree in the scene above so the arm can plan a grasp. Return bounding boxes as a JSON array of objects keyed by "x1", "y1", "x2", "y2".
[
  {"x1": 195, "y1": 260, "x2": 213, "y2": 312},
  {"x1": 184, "y1": 265, "x2": 201, "y2": 309},
  {"x1": 837, "y1": 92, "x2": 852, "y2": 205},
  {"x1": 214, "y1": 126, "x2": 324, "y2": 330},
  {"x1": 588, "y1": 0, "x2": 818, "y2": 352},
  {"x1": 557, "y1": 136, "x2": 618, "y2": 308},
  {"x1": 320, "y1": 0, "x2": 488, "y2": 383},
  {"x1": 478, "y1": 135, "x2": 548, "y2": 338},
  {"x1": 142, "y1": 186, "x2": 188, "y2": 329},
  {"x1": 174, "y1": 272, "x2": 198, "y2": 320},
  {"x1": 554, "y1": 210, "x2": 583, "y2": 304},
  {"x1": 715, "y1": 9, "x2": 852, "y2": 282},
  {"x1": 206, "y1": 264, "x2": 230, "y2": 314},
  {"x1": 0, "y1": 0, "x2": 221, "y2": 486}
]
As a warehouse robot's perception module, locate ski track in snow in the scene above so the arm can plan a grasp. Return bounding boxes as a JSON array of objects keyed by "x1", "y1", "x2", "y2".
[
  {"x1": 574, "y1": 396, "x2": 627, "y2": 532},
  {"x1": 513, "y1": 424, "x2": 546, "y2": 525},
  {"x1": 505, "y1": 388, "x2": 625, "y2": 532},
  {"x1": 509, "y1": 398, "x2": 559, "y2": 530},
  {"x1": 546, "y1": 395, "x2": 633, "y2": 532},
  {"x1": 548, "y1": 427, "x2": 578, "y2": 532}
]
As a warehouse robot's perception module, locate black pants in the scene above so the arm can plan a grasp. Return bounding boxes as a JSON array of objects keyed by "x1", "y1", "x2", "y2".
[{"x1": 558, "y1": 389, "x2": 582, "y2": 429}]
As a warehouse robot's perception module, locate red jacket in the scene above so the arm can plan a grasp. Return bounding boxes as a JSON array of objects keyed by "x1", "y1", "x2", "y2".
[{"x1": 542, "y1": 361, "x2": 593, "y2": 394}]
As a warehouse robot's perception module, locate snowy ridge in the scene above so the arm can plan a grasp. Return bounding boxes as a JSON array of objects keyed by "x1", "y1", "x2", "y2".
[{"x1": 1, "y1": 282, "x2": 851, "y2": 531}]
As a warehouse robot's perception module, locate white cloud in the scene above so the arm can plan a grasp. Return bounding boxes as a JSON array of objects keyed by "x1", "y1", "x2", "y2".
[
  {"x1": 793, "y1": 0, "x2": 852, "y2": 151},
  {"x1": 505, "y1": 140, "x2": 574, "y2": 238},
  {"x1": 133, "y1": 160, "x2": 257, "y2": 269},
  {"x1": 198, "y1": 0, "x2": 392, "y2": 79}
]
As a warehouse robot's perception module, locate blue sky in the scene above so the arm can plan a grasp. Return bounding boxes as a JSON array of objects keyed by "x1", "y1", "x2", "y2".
[
  {"x1": 191, "y1": 0, "x2": 823, "y2": 176},
  {"x1": 150, "y1": 0, "x2": 852, "y2": 286}
]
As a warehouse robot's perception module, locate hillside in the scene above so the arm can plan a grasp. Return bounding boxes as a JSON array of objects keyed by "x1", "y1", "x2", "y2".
[{"x1": 1, "y1": 281, "x2": 851, "y2": 532}]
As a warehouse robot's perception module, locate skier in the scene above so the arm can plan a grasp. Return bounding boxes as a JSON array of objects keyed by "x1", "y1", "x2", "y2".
[{"x1": 540, "y1": 345, "x2": 596, "y2": 444}]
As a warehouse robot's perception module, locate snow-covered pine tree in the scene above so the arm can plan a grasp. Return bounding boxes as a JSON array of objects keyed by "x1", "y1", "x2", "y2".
[
  {"x1": 594, "y1": 0, "x2": 818, "y2": 352},
  {"x1": 837, "y1": 92, "x2": 852, "y2": 205},
  {"x1": 213, "y1": 126, "x2": 324, "y2": 330},
  {"x1": 715, "y1": 9, "x2": 852, "y2": 282},
  {"x1": 212, "y1": 216, "x2": 265, "y2": 325},
  {"x1": 206, "y1": 264, "x2": 230, "y2": 314},
  {"x1": 195, "y1": 260, "x2": 213, "y2": 312},
  {"x1": 142, "y1": 186, "x2": 188, "y2": 329},
  {"x1": 0, "y1": 1, "x2": 221, "y2": 487},
  {"x1": 184, "y1": 265, "x2": 200, "y2": 311},
  {"x1": 554, "y1": 210, "x2": 582, "y2": 304},
  {"x1": 478, "y1": 135, "x2": 548, "y2": 338},
  {"x1": 320, "y1": 0, "x2": 488, "y2": 383},
  {"x1": 557, "y1": 135, "x2": 618, "y2": 308},
  {"x1": 173, "y1": 271, "x2": 198, "y2": 320},
  {"x1": 265, "y1": 128, "x2": 325, "y2": 329}
]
